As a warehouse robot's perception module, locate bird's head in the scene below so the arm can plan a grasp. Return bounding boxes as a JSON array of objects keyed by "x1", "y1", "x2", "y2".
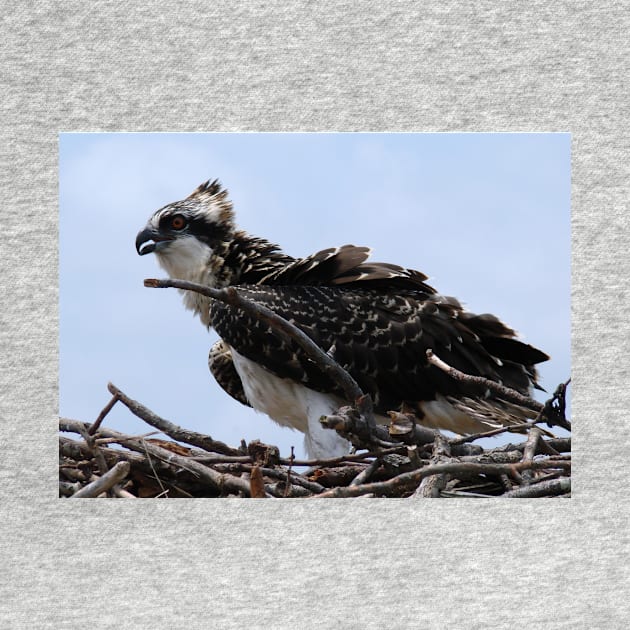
[{"x1": 135, "y1": 179, "x2": 235, "y2": 283}]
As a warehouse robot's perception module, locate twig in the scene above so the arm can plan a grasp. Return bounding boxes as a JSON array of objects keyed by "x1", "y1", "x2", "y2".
[
  {"x1": 449, "y1": 421, "x2": 540, "y2": 445},
  {"x1": 88, "y1": 394, "x2": 119, "y2": 435},
  {"x1": 320, "y1": 404, "x2": 436, "y2": 451},
  {"x1": 60, "y1": 431, "x2": 155, "y2": 468},
  {"x1": 349, "y1": 457, "x2": 382, "y2": 487},
  {"x1": 115, "y1": 435, "x2": 252, "y2": 497},
  {"x1": 459, "y1": 450, "x2": 522, "y2": 465},
  {"x1": 426, "y1": 349, "x2": 543, "y2": 413},
  {"x1": 223, "y1": 464, "x2": 324, "y2": 494},
  {"x1": 70, "y1": 462, "x2": 131, "y2": 498},
  {"x1": 536, "y1": 379, "x2": 572, "y2": 431},
  {"x1": 95, "y1": 431, "x2": 161, "y2": 444},
  {"x1": 313, "y1": 459, "x2": 571, "y2": 498},
  {"x1": 63, "y1": 418, "x2": 253, "y2": 497},
  {"x1": 413, "y1": 434, "x2": 451, "y2": 498},
  {"x1": 266, "y1": 483, "x2": 311, "y2": 498},
  {"x1": 73, "y1": 417, "x2": 110, "y2": 478},
  {"x1": 111, "y1": 485, "x2": 137, "y2": 499},
  {"x1": 190, "y1": 454, "x2": 253, "y2": 464},
  {"x1": 520, "y1": 427, "x2": 542, "y2": 486},
  {"x1": 502, "y1": 477, "x2": 571, "y2": 498},
  {"x1": 144, "y1": 278, "x2": 374, "y2": 427},
  {"x1": 278, "y1": 447, "x2": 407, "y2": 467},
  {"x1": 284, "y1": 446, "x2": 295, "y2": 497},
  {"x1": 537, "y1": 437, "x2": 570, "y2": 454},
  {"x1": 140, "y1": 439, "x2": 168, "y2": 497},
  {"x1": 107, "y1": 382, "x2": 241, "y2": 456}
]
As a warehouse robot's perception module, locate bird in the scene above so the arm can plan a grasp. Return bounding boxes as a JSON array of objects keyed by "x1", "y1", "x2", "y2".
[{"x1": 135, "y1": 179, "x2": 549, "y2": 458}]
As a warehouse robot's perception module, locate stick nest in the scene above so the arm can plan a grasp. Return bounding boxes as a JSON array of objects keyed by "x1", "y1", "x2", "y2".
[{"x1": 59, "y1": 382, "x2": 570, "y2": 499}]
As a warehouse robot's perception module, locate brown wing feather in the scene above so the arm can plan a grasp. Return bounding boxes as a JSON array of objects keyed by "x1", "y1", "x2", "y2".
[{"x1": 260, "y1": 244, "x2": 436, "y2": 294}]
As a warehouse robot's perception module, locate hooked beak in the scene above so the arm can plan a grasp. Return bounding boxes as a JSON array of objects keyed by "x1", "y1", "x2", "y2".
[{"x1": 135, "y1": 227, "x2": 173, "y2": 256}]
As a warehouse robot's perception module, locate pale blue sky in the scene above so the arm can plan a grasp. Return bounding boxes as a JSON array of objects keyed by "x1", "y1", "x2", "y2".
[{"x1": 59, "y1": 133, "x2": 571, "y2": 458}]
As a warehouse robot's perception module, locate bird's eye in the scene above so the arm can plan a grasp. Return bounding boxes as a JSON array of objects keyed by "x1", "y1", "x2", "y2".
[{"x1": 170, "y1": 215, "x2": 187, "y2": 230}]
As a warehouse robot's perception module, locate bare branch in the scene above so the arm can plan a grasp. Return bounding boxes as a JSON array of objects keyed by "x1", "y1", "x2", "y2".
[
  {"x1": 449, "y1": 421, "x2": 541, "y2": 445},
  {"x1": 70, "y1": 461, "x2": 131, "y2": 498},
  {"x1": 520, "y1": 427, "x2": 543, "y2": 486},
  {"x1": 320, "y1": 404, "x2": 437, "y2": 451},
  {"x1": 502, "y1": 477, "x2": 571, "y2": 498},
  {"x1": 536, "y1": 379, "x2": 572, "y2": 431},
  {"x1": 349, "y1": 457, "x2": 382, "y2": 487},
  {"x1": 278, "y1": 447, "x2": 408, "y2": 467},
  {"x1": 88, "y1": 394, "x2": 119, "y2": 435},
  {"x1": 313, "y1": 458, "x2": 571, "y2": 498},
  {"x1": 413, "y1": 435, "x2": 451, "y2": 498},
  {"x1": 62, "y1": 418, "x2": 252, "y2": 497},
  {"x1": 426, "y1": 349, "x2": 543, "y2": 413},
  {"x1": 107, "y1": 382, "x2": 241, "y2": 456}
]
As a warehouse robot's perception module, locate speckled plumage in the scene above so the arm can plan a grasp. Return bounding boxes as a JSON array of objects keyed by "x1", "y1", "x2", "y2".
[{"x1": 136, "y1": 180, "x2": 550, "y2": 457}]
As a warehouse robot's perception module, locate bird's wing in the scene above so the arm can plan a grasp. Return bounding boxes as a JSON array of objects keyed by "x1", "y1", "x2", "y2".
[
  {"x1": 260, "y1": 244, "x2": 436, "y2": 293},
  {"x1": 208, "y1": 340, "x2": 250, "y2": 407},
  {"x1": 209, "y1": 284, "x2": 548, "y2": 415}
]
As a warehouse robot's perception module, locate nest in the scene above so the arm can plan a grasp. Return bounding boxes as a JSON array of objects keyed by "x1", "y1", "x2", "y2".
[{"x1": 59, "y1": 382, "x2": 570, "y2": 499}]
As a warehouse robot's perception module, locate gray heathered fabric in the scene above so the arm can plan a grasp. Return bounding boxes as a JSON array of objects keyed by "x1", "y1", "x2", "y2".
[{"x1": 1, "y1": 2, "x2": 628, "y2": 628}]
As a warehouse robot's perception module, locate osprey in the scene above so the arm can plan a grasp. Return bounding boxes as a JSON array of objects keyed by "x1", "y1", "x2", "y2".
[{"x1": 136, "y1": 180, "x2": 549, "y2": 458}]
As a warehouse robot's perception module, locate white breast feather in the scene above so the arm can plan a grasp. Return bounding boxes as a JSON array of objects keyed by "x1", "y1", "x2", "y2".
[
  {"x1": 420, "y1": 396, "x2": 502, "y2": 434},
  {"x1": 230, "y1": 349, "x2": 351, "y2": 458}
]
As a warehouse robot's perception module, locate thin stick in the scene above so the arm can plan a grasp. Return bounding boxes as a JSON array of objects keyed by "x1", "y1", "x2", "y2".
[
  {"x1": 88, "y1": 394, "x2": 119, "y2": 435},
  {"x1": 70, "y1": 461, "x2": 131, "y2": 498},
  {"x1": 536, "y1": 379, "x2": 572, "y2": 431},
  {"x1": 73, "y1": 417, "x2": 110, "y2": 477},
  {"x1": 111, "y1": 486, "x2": 137, "y2": 499},
  {"x1": 426, "y1": 349, "x2": 543, "y2": 412},
  {"x1": 320, "y1": 405, "x2": 436, "y2": 450},
  {"x1": 140, "y1": 439, "x2": 168, "y2": 497},
  {"x1": 221, "y1": 464, "x2": 324, "y2": 494},
  {"x1": 63, "y1": 417, "x2": 253, "y2": 497},
  {"x1": 520, "y1": 427, "x2": 542, "y2": 486},
  {"x1": 349, "y1": 457, "x2": 381, "y2": 487},
  {"x1": 107, "y1": 382, "x2": 241, "y2": 456},
  {"x1": 502, "y1": 477, "x2": 571, "y2": 498},
  {"x1": 277, "y1": 447, "x2": 406, "y2": 468},
  {"x1": 114, "y1": 435, "x2": 252, "y2": 497},
  {"x1": 284, "y1": 446, "x2": 295, "y2": 497},
  {"x1": 449, "y1": 421, "x2": 540, "y2": 445},
  {"x1": 313, "y1": 458, "x2": 571, "y2": 499},
  {"x1": 413, "y1": 434, "x2": 451, "y2": 498},
  {"x1": 144, "y1": 278, "x2": 373, "y2": 426}
]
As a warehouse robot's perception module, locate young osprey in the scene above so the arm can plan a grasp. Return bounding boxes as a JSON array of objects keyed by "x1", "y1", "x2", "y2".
[{"x1": 136, "y1": 180, "x2": 549, "y2": 458}]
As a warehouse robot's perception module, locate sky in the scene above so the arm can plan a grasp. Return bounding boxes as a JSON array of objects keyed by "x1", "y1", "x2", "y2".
[{"x1": 59, "y1": 133, "x2": 571, "y2": 459}]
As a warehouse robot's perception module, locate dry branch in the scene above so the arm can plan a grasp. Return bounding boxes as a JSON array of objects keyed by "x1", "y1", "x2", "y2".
[
  {"x1": 107, "y1": 382, "x2": 240, "y2": 456},
  {"x1": 502, "y1": 477, "x2": 571, "y2": 498},
  {"x1": 312, "y1": 458, "x2": 570, "y2": 499},
  {"x1": 69, "y1": 461, "x2": 131, "y2": 498},
  {"x1": 426, "y1": 349, "x2": 543, "y2": 412}
]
